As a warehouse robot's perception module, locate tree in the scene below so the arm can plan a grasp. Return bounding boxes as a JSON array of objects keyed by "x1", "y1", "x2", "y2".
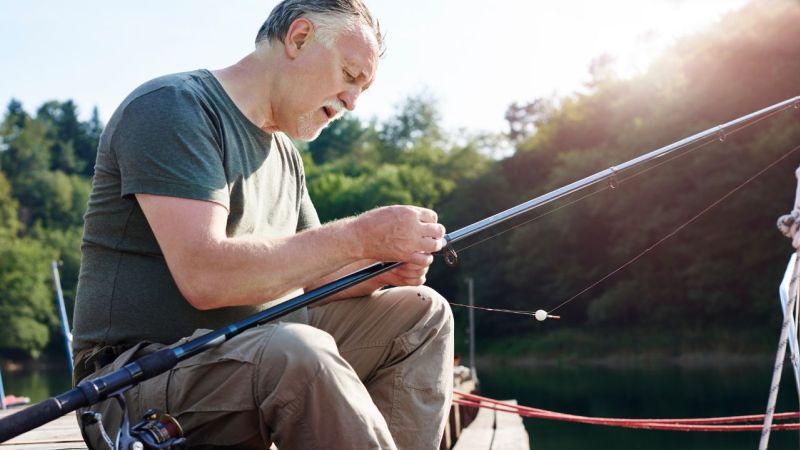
[
  {"x1": 308, "y1": 114, "x2": 368, "y2": 165},
  {"x1": 0, "y1": 172, "x2": 21, "y2": 238},
  {"x1": 0, "y1": 236, "x2": 57, "y2": 359},
  {"x1": 36, "y1": 100, "x2": 95, "y2": 174},
  {"x1": 0, "y1": 115, "x2": 52, "y2": 181},
  {"x1": 377, "y1": 92, "x2": 445, "y2": 159},
  {"x1": 504, "y1": 99, "x2": 546, "y2": 143},
  {"x1": 3, "y1": 99, "x2": 28, "y2": 130},
  {"x1": 77, "y1": 106, "x2": 103, "y2": 175}
]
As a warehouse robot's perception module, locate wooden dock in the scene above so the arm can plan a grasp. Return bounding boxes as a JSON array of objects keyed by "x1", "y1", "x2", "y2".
[
  {"x1": 451, "y1": 400, "x2": 530, "y2": 450},
  {"x1": 442, "y1": 374, "x2": 530, "y2": 450},
  {"x1": 0, "y1": 408, "x2": 86, "y2": 449},
  {"x1": 1, "y1": 386, "x2": 530, "y2": 449}
]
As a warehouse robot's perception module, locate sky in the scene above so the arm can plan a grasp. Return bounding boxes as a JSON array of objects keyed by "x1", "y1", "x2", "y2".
[{"x1": 0, "y1": 0, "x2": 751, "y2": 135}]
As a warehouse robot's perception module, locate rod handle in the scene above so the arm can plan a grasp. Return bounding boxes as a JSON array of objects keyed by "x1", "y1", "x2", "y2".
[{"x1": 0, "y1": 398, "x2": 67, "y2": 442}]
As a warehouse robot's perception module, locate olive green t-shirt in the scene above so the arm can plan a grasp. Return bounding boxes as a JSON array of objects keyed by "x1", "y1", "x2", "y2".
[{"x1": 72, "y1": 69, "x2": 320, "y2": 352}]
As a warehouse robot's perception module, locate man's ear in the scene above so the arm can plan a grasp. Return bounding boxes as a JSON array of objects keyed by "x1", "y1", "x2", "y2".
[{"x1": 284, "y1": 17, "x2": 314, "y2": 59}]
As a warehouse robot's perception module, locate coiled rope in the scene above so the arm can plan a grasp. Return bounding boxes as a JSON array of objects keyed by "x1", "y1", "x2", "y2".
[{"x1": 453, "y1": 390, "x2": 800, "y2": 432}]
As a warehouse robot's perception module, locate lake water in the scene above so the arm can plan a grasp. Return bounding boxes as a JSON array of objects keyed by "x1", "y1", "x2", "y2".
[
  {"x1": 478, "y1": 362, "x2": 800, "y2": 450},
  {"x1": 3, "y1": 361, "x2": 800, "y2": 449}
]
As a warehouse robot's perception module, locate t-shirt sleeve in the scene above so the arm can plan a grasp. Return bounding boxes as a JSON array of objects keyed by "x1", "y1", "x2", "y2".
[
  {"x1": 297, "y1": 183, "x2": 321, "y2": 232},
  {"x1": 112, "y1": 85, "x2": 230, "y2": 209}
]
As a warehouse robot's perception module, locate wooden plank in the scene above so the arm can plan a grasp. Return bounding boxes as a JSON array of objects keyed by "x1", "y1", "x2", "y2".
[
  {"x1": 452, "y1": 400, "x2": 530, "y2": 450},
  {"x1": 1, "y1": 395, "x2": 512, "y2": 450},
  {"x1": 0, "y1": 407, "x2": 86, "y2": 449}
]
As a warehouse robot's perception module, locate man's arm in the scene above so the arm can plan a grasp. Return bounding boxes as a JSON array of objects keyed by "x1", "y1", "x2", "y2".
[{"x1": 136, "y1": 193, "x2": 444, "y2": 310}]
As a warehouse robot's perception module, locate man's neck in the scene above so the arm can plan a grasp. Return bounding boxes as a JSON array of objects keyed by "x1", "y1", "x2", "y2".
[{"x1": 211, "y1": 51, "x2": 279, "y2": 133}]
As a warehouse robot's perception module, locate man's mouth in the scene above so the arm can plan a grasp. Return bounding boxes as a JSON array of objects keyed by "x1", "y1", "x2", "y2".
[{"x1": 322, "y1": 106, "x2": 335, "y2": 119}]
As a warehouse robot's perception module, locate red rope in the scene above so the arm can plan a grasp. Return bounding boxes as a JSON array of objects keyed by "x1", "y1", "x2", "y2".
[{"x1": 453, "y1": 390, "x2": 800, "y2": 432}]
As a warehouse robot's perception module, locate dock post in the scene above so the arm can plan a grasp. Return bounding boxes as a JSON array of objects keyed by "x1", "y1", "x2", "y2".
[
  {"x1": 50, "y1": 261, "x2": 74, "y2": 378},
  {"x1": 0, "y1": 368, "x2": 6, "y2": 410},
  {"x1": 467, "y1": 277, "x2": 477, "y2": 381}
]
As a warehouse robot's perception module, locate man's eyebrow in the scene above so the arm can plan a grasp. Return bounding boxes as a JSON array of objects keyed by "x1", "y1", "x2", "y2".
[
  {"x1": 345, "y1": 59, "x2": 372, "y2": 79},
  {"x1": 345, "y1": 61, "x2": 374, "y2": 89}
]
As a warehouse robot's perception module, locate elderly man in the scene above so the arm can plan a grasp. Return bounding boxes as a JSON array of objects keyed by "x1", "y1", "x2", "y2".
[{"x1": 71, "y1": 1, "x2": 454, "y2": 448}]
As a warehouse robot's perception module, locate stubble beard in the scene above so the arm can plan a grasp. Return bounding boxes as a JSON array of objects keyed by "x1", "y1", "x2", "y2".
[
  {"x1": 296, "y1": 99, "x2": 346, "y2": 142},
  {"x1": 296, "y1": 110, "x2": 323, "y2": 141}
]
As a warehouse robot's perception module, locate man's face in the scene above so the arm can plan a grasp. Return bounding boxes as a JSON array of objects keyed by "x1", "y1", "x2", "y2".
[{"x1": 286, "y1": 23, "x2": 378, "y2": 141}]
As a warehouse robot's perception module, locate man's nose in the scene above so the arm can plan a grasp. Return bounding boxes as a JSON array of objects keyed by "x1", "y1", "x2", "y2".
[{"x1": 339, "y1": 88, "x2": 361, "y2": 111}]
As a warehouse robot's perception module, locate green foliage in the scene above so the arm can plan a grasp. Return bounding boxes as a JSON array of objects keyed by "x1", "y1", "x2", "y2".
[
  {"x1": 306, "y1": 93, "x2": 493, "y2": 221},
  {"x1": 1, "y1": 114, "x2": 52, "y2": 179},
  {"x1": 0, "y1": 172, "x2": 22, "y2": 238},
  {"x1": 0, "y1": 99, "x2": 101, "y2": 359},
  {"x1": 377, "y1": 92, "x2": 445, "y2": 157},
  {"x1": 308, "y1": 114, "x2": 369, "y2": 165},
  {"x1": 35, "y1": 100, "x2": 101, "y2": 175},
  {"x1": 12, "y1": 170, "x2": 90, "y2": 229},
  {"x1": 0, "y1": 236, "x2": 58, "y2": 359}
]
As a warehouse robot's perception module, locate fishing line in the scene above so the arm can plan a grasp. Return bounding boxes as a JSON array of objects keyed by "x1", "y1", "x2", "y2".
[
  {"x1": 447, "y1": 141, "x2": 800, "y2": 318},
  {"x1": 548, "y1": 142, "x2": 800, "y2": 313},
  {"x1": 446, "y1": 302, "x2": 559, "y2": 319}
]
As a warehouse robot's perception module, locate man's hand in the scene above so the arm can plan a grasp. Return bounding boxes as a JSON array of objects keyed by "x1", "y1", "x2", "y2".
[
  {"x1": 354, "y1": 206, "x2": 445, "y2": 264},
  {"x1": 306, "y1": 205, "x2": 444, "y2": 306},
  {"x1": 375, "y1": 256, "x2": 433, "y2": 287}
]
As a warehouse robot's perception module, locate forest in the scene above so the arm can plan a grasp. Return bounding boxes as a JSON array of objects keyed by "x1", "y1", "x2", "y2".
[{"x1": 1, "y1": 0, "x2": 799, "y2": 362}]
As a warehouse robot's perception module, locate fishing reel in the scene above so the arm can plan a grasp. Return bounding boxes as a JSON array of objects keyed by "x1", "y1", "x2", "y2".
[
  {"x1": 129, "y1": 409, "x2": 186, "y2": 450},
  {"x1": 80, "y1": 389, "x2": 187, "y2": 450}
]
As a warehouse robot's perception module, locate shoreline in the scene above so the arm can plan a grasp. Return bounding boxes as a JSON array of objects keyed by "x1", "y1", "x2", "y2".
[
  {"x1": 1, "y1": 356, "x2": 71, "y2": 373},
  {"x1": 466, "y1": 327, "x2": 783, "y2": 370},
  {"x1": 477, "y1": 350, "x2": 776, "y2": 370}
]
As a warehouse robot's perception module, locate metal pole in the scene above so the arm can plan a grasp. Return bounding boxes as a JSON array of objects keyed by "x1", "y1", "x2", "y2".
[
  {"x1": 0, "y1": 368, "x2": 6, "y2": 410},
  {"x1": 777, "y1": 254, "x2": 800, "y2": 398},
  {"x1": 759, "y1": 253, "x2": 800, "y2": 450},
  {"x1": 50, "y1": 261, "x2": 74, "y2": 378},
  {"x1": 467, "y1": 277, "x2": 476, "y2": 379}
]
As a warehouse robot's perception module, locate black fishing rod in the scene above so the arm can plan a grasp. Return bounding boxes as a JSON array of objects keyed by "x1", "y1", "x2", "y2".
[{"x1": 0, "y1": 95, "x2": 797, "y2": 448}]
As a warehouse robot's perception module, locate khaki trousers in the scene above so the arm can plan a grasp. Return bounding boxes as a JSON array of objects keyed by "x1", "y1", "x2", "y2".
[{"x1": 79, "y1": 285, "x2": 454, "y2": 450}]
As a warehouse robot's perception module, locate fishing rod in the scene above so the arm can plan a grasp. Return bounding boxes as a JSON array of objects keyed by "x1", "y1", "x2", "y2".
[{"x1": 0, "y1": 95, "x2": 797, "y2": 449}]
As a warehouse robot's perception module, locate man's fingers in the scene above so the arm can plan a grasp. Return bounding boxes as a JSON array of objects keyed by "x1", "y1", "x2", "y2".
[
  {"x1": 382, "y1": 272, "x2": 426, "y2": 287},
  {"x1": 416, "y1": 207, "x2": 439, "y2": 224},
  {"x1": 414, "y1": 237, "x2": 443, "y2": 255},
  {"x1": 408, "y1": 252, "x2": 435, "y2": 266},
  {"x1": 391, "y1": 264, "x2": 429, "y2": 278},
  {"x1": 420, "y1": 222, "x2": 446, "y2": 239},
  {"x1": 406, "y1": 276, "x2": 426, "y2": 286}
]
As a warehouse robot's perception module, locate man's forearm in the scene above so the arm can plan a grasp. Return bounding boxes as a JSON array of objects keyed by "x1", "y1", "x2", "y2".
[
  {"x1": 305, "y1": 260, "x2": 386, "y2": 306},
  {"x1": 164, "y1": 216, "x2": 365, "y2": 309}
]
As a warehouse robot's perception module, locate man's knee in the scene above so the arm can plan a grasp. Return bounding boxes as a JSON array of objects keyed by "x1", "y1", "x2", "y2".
[
  {"x1": 256, "y1": 323, "x2": 341, "y2": 388},
  {"x1": 272, "y1": 322, "x2": 338, "y2": 365},
  {"x1": 398, "y1": 285, "x2": 454, "y2": 337}
]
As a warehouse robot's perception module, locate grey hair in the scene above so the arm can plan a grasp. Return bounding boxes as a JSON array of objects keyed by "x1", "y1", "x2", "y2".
[{"x1": 256, "y1": 0, "x2": 385, "y2": 55}]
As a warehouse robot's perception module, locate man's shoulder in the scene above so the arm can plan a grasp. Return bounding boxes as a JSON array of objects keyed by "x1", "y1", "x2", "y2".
[
  {"x1": 126, "y1": 69, "x2": 212, "y2": 107},
  {"x1": 105, "y1": 69, "x2": 218, "y2": 132}
]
